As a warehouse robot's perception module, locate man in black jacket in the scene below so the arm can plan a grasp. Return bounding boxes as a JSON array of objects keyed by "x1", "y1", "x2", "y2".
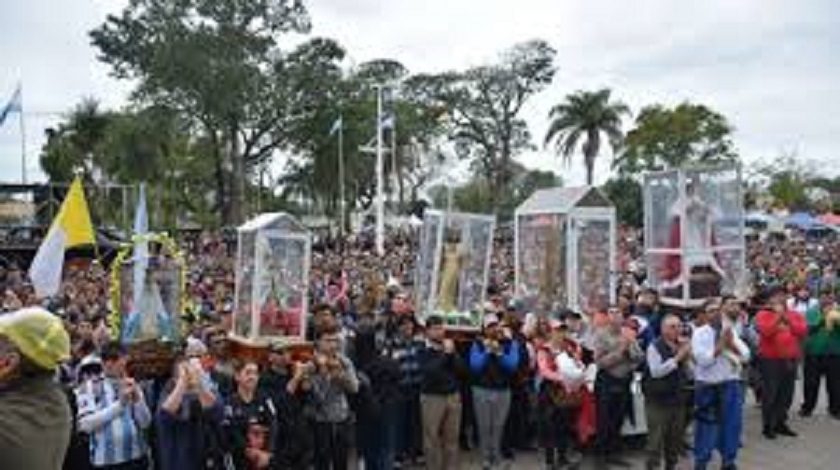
[
  {"x1": 259, "y1": 343, "x2": 314, "y2": 468},
  {"x1": 418, "y1": 315, "x2": 467, "y2": 470}
]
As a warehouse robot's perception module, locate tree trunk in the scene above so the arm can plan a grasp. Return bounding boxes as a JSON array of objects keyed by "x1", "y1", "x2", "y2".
[
  {"x1": 583, "y1": 130, "x2": 601, "y2": 186},
  {"x1": 210, "y1": 130, "x2": 229, "y2": 225},
  {"x1": 228, "y1": 124, "x2": 244, "y2": 225}
]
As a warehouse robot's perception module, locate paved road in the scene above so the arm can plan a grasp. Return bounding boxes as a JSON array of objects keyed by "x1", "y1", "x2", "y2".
[{"x1": 451, "y1": 389, "x2": 840, "y2": 469}]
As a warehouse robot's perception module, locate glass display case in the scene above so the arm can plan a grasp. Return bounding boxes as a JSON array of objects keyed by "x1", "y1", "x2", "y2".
[
  {"x1": 415, "y1": 209, "x2": 495, "y2": 329},
  {"x1": 111, "y1": 234, "x2": 185, "y2": 346},
  {"x1": 234, "y1": 213, "x2": 311, "y2": 342},
  {"x1": 515, "y1": 187, "x2": 617, "y2": 313},
  {"x1": 109, "y1": 234, "x2": 185, "y2": 378},
  {"x1": 644, "y1": 165, "x2": 745, "y2": 307}
]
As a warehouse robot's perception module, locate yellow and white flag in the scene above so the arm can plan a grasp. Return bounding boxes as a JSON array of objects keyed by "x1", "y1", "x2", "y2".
[{"x1": 29, "y1": 177, "x2": 95, "y2": 298}]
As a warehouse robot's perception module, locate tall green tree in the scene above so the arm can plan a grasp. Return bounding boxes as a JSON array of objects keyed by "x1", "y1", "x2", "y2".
[
  {"x1": 601, "y1": 176, "x2": 643, "y2": 227},
  {"x1": 280, "y1": 56, "x2": 446, "y2": 220},
  {"x1": 430, "y1": 163, "x2": 561, "y2": 218},
  {"x1": 754, "y1": 154, "x2": 813, "y2": 211},
  {"x1": 90, "y1": 0, "x2": 311, "y2": 224},
  {"x1": 404, "y1": 40, "x2": 557, "y2": 208},
  {"x1": 544, "y1": 89, "x2": 629, "y2": 185},
  {"x1": 41, "y1": 99, "x2": 115, "y2": 183},
  {"x1": 616, "y1": 102, "x2": 739, "y2": 175}
]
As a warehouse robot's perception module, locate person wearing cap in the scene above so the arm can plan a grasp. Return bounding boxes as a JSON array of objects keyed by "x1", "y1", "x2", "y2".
[
  {"x1": 417, "y1": 315, "x2": 467, "y2": 470},
  {"x1": 261, "y1": 342, "x2": 315, "y2": 468},
  {"x1": 755, "y1": 289, "x2": 807, "y2": 439},
  {"x1": 75, "y1": 341, "x2": 152, "y2": 470},
  {"x1": 0, "y1": 307, "x2": 73, "y2": 470},
  {"x1": 468, "y1": 312, "x2": 521, "y2": 470},
  {"x1": 536, "y1": 319, "x2": 585, "y2": 470},
  {"x1": 592, "y1": 305, "x2": 644, "y2": 469}
]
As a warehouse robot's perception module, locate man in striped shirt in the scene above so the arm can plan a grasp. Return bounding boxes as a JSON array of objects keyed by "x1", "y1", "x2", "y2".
[{"x1": 76, "y1": 342, "x2": 151, "y2": 470}]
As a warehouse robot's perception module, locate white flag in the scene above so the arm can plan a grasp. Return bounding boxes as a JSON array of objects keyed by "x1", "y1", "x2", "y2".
[{"x1": 131, "y1": 184, "x2": 149, "y2": 312}]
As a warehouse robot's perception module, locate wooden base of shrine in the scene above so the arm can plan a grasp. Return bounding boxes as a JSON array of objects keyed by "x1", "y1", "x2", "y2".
[
  {"x1": 445, "y1": 326, "x2": 480, "y2": 344},
  {"x1": 126, "y1": 340, "x2": 178, "y2": 379},
  {"x1": 660, "y1": 270, "x2": 723, "y2": 309},
  {"x1": 227, "y1": 335, "x2": 314, "y2": 366}
]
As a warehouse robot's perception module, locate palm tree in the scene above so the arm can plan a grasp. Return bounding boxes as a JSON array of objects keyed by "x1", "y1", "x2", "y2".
[{"x1": 544, "y1": 89, "x2": 630, "y2": 185}]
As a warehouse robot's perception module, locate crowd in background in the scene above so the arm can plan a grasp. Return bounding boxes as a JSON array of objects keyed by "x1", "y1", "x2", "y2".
[{"x1": 1, "y1": 226, "x2": 839, "y2": 470}]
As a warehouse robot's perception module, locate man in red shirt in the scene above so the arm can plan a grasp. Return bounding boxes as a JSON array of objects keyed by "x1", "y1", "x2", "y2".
[{"x1": 755, "y1": 288, "x2": 808, "y2": 439}]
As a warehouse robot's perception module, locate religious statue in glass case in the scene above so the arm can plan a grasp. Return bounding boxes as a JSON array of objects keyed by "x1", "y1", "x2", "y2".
[
  {"x1": 233, "y1": 213, "x2": 311, "y2": 342},
  {"x1": 415, "y1": 210, "x2": 495, "y2": 329},
  {"x1": 645, "y1": 166, "x2": 745, "y2": 307},
  {"x1": 437, "y1": 229, "x2": 468, "y2": 313}
]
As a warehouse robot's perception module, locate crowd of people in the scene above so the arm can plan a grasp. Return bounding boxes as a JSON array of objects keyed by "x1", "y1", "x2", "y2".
[{"x1": 0, "y1": 227, "x2": 839, "y2": 470}]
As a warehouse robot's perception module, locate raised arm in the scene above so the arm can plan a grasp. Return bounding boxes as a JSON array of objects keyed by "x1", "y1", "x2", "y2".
[
  {"x1": 469, "y1": 341, "x2": 489, "y2": 374},
  {"x1": 537, "y1": 348, "x2": 562, "y2": 383}
]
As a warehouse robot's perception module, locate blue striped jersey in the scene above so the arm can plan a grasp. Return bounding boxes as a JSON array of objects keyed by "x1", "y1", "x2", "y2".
[{"x1": 75, "y1": 377, "x2": 152, "y2": 467}]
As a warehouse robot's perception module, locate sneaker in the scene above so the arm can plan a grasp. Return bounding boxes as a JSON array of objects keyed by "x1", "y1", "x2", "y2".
[
  {"x1": 567, "y1": 450, "x2": 583, "y2": 464},
  {"x1": 762, "y1": 427, "x2": 777, "y2": 440},
  {"x1": 776, "y1": 424, "x2": 798, "y2": 437}
]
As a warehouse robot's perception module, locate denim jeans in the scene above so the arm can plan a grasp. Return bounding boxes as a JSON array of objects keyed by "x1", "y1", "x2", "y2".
[
  {"x1": 472, "y1": 387, "x2": 512, "y2": 466},
  {"x1": 693, "y1": 380, "x2": 743, "y2": 468}
]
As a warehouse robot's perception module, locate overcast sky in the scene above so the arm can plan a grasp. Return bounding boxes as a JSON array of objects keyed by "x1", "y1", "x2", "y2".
[{"x1": 0, "y1": 0, "x2": 837, "y2": 186}]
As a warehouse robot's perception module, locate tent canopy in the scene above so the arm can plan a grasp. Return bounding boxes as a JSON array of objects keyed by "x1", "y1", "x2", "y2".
[
  {"x1": 818, "y1": 213, "x2": 840, "y2": 226},
  {"x1": 785, "y1": 212, "x2": 818, "y2": 229}
]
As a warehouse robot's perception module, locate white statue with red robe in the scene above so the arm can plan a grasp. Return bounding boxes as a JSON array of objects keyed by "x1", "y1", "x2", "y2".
[{"x1": 659, "y1": 183, "x2": 725, "y2": 299}]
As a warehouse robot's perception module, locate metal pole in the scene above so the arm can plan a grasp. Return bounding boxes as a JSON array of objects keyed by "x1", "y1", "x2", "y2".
[
  {"x1": 375, "y1": 85, "x2": 385, "y2": 255},
  {"x1": 390, "y1": 122, "x2": 397, "y2": 206},
  {"x1": 257, "y1": 164, "x2": 264, "y2": 214},
  {"x1": 18, "y1": 84, "x2": 27, "y2": 184},
  {"x1": 338, "y1": 119, "x2": 346, "y2": 236}
]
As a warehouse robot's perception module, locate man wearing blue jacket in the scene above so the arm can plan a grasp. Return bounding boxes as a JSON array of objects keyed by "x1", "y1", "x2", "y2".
[{"x1": 469, "y1": 313, "x2": 520, "y2": 470}]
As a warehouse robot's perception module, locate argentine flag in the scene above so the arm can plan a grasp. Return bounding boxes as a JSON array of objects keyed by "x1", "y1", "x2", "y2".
[{"x1": 0, "y1": 85, "x2": 21, "y2": 127}]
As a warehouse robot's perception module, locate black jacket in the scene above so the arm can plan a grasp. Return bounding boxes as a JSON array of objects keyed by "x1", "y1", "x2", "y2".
[{"x1": 417, "y1": 344, "x2": 467, "y2": 395}]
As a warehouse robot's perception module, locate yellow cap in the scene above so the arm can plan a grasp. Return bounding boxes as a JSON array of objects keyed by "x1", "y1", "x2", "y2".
[{"x1": 0, "y1": 307, "x2": 70, "y2": 370}]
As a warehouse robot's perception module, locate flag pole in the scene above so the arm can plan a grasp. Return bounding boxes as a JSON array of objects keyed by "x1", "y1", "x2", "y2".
[
  {"x1": 375, "y1": 85, "x2": 385, "y2": 256},
  {"x1": 338, "y1": 116, "x2": 346, "y2": 236},
  {"x1": 390, "y1": 119, "x2": 397, "y2": 207},
  {"x1": 18, "y1": 83, "x2": 27, "y2": 184}
]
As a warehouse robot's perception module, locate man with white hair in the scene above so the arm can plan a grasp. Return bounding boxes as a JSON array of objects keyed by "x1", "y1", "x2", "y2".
[{"x1": 0, "y1": 307, "x2": 72, "y2": 470}]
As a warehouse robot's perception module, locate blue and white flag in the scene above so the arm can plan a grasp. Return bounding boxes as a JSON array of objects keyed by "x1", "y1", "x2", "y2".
[
  {"x1": 131, "y1": 184, "x2": 149, "y2": 313},
  {"x1": 0, "y1": 85, "x2": 21, "y2": 127},
  {"x1": 329, "y1": 115, "x2": 343, "y2": 136},
  {"x1": 380, "y1": 112, "x2": 396, "y2": 131}
]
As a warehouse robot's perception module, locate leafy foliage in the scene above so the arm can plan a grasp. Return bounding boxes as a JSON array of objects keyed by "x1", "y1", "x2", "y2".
[
  {"x1": 753, "y1": 154, "x2": 813, "y2": 211},
  {"x1": 601, "y1": 176, "x2": 643, "y2": 227},
  {"x1": 404, "y1": 40, "x2": 557, "y2": 205},
  {"x1": 429, "y1": 163, "x2": 561, "y2": 219},
  {"x1": 616, "y1": 102, "x2": 739, "y2": 175},
  {"x1": 90, "y1": 0, "x2": 312, "y2": 223},
  {"x1": 544, "y1": 89, "x2": 629, "y2": 185}
]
